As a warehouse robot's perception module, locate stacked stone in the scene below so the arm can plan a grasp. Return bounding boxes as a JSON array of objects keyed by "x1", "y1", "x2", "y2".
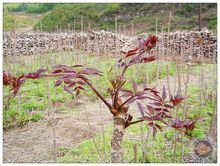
[
  {"x1": 3, "y1": 30, "x2": 133, "y2": 57},
  {"x1": 3, "y1": 29, "x2": 217, "y2": 60},
  {"x1": 158, "y1": 29, "x2": 217, "y2": 59}
]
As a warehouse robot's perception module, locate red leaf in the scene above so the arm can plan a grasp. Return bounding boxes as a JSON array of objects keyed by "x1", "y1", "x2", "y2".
[
  {"x1": 154, "y1": 123, "x2": 162, "y2": 131},
  {"x1": 141, "y1": 116, "x2": 152, "y2": 121},
  {"x1": 144, "y1": 87, "x2": 159, "y2": 94},
  {"x1": 152, "y1": 114, "x2": 163, "y2": 121},
  {"x1": 76, "y1": 75, "x2": 90, "y2": 82},
  {"x1": 55, "y1": 80, "x2": 62, "y2": 87},
  {"x1": 68, "y1": 82, "x2": 76, "y2": 88},
  {"x1": 127, "y1": 97, "x2": 136, "y2": 104},
  {"x1": 147, "y1": 122, "x2": 154, "y2": 127},
  {"x1": 136, "y1": 101, "x2": 145, "y2": 117},
  {"x1": 151, "y1": 102, "x2": 174, "y2": 109},
  {"x1": 3, "y1": 71, "x2": 12, "y2": 85},
  {"x1": 126, "y1": 51, "x2": 136, "y2": 57},
  {"x1": 151, "y1": 93, "x2": 163, "y2": 102},
  {"x1": 164, "y1": 104, "x2": 174, "y2": 109},
  {"x1": 154, "y1": 108, "x2": 169, "y2": 112},
  {"x1": 63, "y1": 86, "x2": 73, "y2": 95},
  {"x1": 132, "y1": 80, "x2": 137, "y2": 92},
  {"x1": 79, "y1": 68, "x2": 102, "y2": 76},
  {"x1": 170, "y1": 94, "x2": 184, "y2": 106},
  {"x1": 24, "y1": 73, "x2": 41, "y2": 79},
  {"x1": 125, "y1": 47, "x2": 139, "y2": 58},
  {"x1": 140, "y1": 56, "x2": 157, "y2": 63},
  {"x1": 71, "y1": 64, "x2": 83, "y2": 68},
  {"x1": 172, "y1": 118, "x2": 184, "y2": 129},
  {"x1": 63, "y1": 79, "x2": 72, "y2": 84},
  {"x1": 147, "y1": 105, "x2": 154, "y2": 115},
  {"x1": 76, "y1": 80, "x2": 86, "y2": 85},
  {"x1": 77, "y1": 86, "x2": 86, "y2": 91},
  {"x1": 185, "y1": 121, "x2": 196, "y2": 131},
  {"x1": 161, "y1": 112, "x2": 172, "y2": 118},
  {"x1": 162, "y1": 85, "x2": 167, "y2": 100},
  {"x1": 52, "y1": 69, "x2": 63, "y2": 74},
  {"x1": 136, "y1": 95, "x2": 148, "y2": 100},
  {"x1": 143, "y1": 37, "x2": 151, "y2": 47},
  {"x1": 142, "y1": 35, "x2": 158, "y2": 50},
  {"x1": 53, "y1": 65, "x2": 76, "y2": 74},
  {"x1": 121, "y1": 89, "x2": 133, "y2": 97}
]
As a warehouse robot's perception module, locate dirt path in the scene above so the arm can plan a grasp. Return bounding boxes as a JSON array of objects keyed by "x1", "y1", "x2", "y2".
[{"x1": 3, "y1": 66, "x2": 217, "y2": 163}]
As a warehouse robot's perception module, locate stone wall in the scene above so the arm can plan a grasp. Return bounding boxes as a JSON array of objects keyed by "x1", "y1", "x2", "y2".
[
  {"x1": 3, "y1": 31, "x2": 133, "y2": 57},
  {"x1": 3, "y1": 29, "x2": 217, "y2": 60}
]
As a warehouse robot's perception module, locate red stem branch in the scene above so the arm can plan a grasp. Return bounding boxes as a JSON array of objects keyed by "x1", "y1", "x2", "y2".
[
  {"x1": 118, "y1": 95, "x2": 134, "y2": 110},
  {"x1": 82, "y1": 78, "x2": 112, "y2": 110}
]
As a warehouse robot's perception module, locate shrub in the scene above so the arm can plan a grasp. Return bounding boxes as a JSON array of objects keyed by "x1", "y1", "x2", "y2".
[
  {"x1": 208, "y1": 16, "x2": 217, "y2": 29},
  {"x1": 30, "y1": 113, "x2": 43, "y2": 122}
]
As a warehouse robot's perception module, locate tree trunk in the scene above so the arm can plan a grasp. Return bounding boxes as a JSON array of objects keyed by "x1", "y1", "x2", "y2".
[{"x1": 111, "y1": 115, "x2": 126, "y2": 163}]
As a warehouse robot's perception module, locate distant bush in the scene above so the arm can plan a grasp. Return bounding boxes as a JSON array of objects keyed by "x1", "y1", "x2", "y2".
[
  {"x1": 208, "y1": 16, "x2": 217, "y2": 29},
  {"x1": 26, "y1": 3, "x2": 56, "y2": 13},
  {"x1": 4, "y1": 3, "x2": 27, "y2": 12},
  {"x1": 33, "y1": 5, "x2": 78, "y2": 31},
  {"x1": 104, "y1": 4, "x2": 120, "y2": 15},
  {"x1": 31, "y1": 3, "x2": 216, "y2": 32},
  {"x1": 4, "y1": 3, "x2": 56, "y2": 14},
  {"x1": 3, "y1": 9, "x2": 16, "y2": 31},
  {"x1": 176, "y1": 3, "x2": 195, "y2": 15},
  {"x1": 33, "y1": 4, "x2": 106, "y2": 32}
]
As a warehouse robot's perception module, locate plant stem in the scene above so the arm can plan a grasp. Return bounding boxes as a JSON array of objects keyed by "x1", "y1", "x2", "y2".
[
  {"x1": 133, "y1": 144, "x2": 137, "y2": 162},
  {"x1": 46, "y1": 78, "x2": 57, "y2": 162},
  {"x1": 111, "y1": 116, "x2": 125, "y2": 163},
  {"x1": 140, "y1": 123, "x2": 146, "y2": 162},
  {"x1": 82, "y1": 78, "x2": 112, "y2": 110},
  {"x1": 118, "y1": 95, "x2": 134, "y2": 110}
]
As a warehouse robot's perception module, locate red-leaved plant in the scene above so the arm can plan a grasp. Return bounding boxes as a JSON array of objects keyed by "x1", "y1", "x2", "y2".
[{"x1": 3, "y1": 34, "x2": 195, "y2": 163}]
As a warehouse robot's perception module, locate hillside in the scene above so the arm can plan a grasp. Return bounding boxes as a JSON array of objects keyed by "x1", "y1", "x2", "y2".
[{"x1": 3, "y1": 3, "x2": 217, "y2": 34}]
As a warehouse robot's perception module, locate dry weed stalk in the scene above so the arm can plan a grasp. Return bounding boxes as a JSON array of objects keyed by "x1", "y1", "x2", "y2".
[
  {"x1": 45, "y1": 78, "x2": 57, "y2": 162},
  {"x1": 98, "y1": 100, "x2": 107, "y2": 161},
  {"x1": 133, "y1": 144, "x2": 137, "y2": 162},
  {"x1": 166, "y1": 11, "x2": 172, "y2": 98},
  {"x1": 140, "y1": 123, "x2": 146, "y2": 162}
]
